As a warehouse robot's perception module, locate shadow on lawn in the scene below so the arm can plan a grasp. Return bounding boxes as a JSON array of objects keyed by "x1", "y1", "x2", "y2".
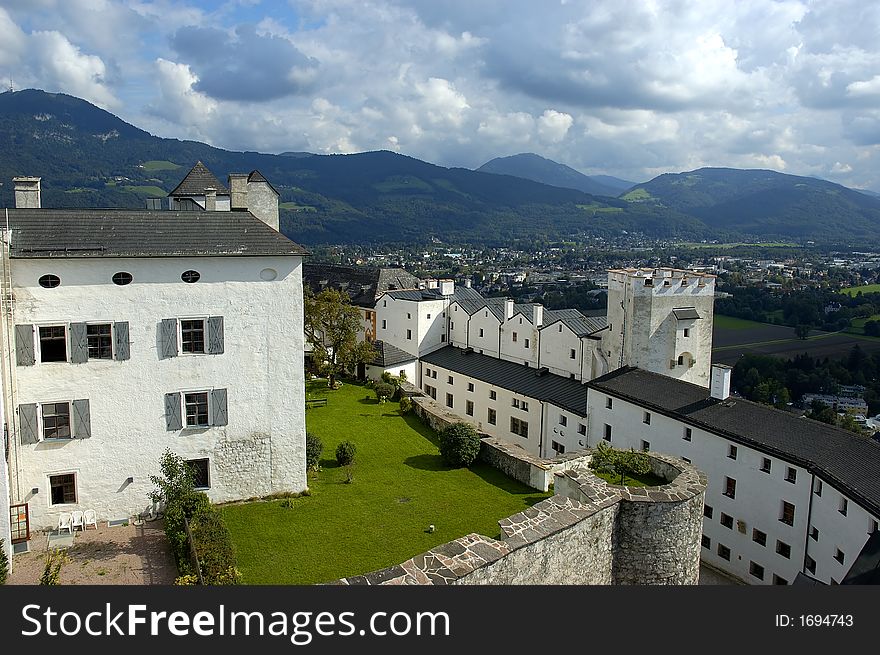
[{"x1": 403, "y1": 453, "x2": 450, "y2": 471}]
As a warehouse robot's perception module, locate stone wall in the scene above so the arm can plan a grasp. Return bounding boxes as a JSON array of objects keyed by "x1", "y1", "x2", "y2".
[
  {"x1": 411, "y1": 392, "x2": 590, "y2": 492},
  {"x1": 336, "y1": 452, "x2": 706, "y2": 585},
  {"x1": 555, "y1": 452, "x2": 707, "y2": 585}
]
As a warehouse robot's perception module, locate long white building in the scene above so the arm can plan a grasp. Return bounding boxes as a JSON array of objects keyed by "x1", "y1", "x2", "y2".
[{"x1": 1, "y1": 166, "x2": 309, "y2": 548}]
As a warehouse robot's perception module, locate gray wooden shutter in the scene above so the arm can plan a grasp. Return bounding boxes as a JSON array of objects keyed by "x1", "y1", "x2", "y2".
[
  {"x1": 164, "y1": 392, "x2": 182, "y2": 431},
  {"x1": 18, "y1": 403, "x2": 39, "y2": 444},
  {"x1": 14, "y1": 324, "x2": 35, "y2": 366},
  {"x1": 211, "y1": 388, "x2": 228, "y2": 426},
  {"x1": 72, "y1": 399, "x2": 91, "y2": 439},
  {"x1": 159, "y1": 319, "x2": 178, "y2": 359},
  {"x1": 69, "y1": 322, "x2": 89, "y2": 363},
  {"x1": 207, "y1": 316, "x2": 224, "y2": 354},
  {"x1": 114, "y1": 321, "x2": 130, "y2": 361}
]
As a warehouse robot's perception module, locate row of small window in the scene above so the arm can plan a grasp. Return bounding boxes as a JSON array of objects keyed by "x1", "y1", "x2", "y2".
[
  {"x1": 720, "y1": 473, "x2": 854, "y2": 518},
  {"x1": 38, "y1": 270, "x2": 201, "y2": 288},
  {"x1": 15, "y1": 317, "x2": 223, "y2": 365},
  {"x1": 701, "y1": 538, "x2": 789, "y2": 583},
  {"x1": 18, "y1": 389, "x2": 228, "y2": 444},
  {"x1": 46, "y1": 460, "x2": 210, "y2": 507}
]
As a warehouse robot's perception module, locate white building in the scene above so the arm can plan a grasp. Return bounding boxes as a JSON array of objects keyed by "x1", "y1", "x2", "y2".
[
  {"x1": 1, "y1": 167, "x2": 309, "y2": 537},
  {"x1": 585, "y1": 364, "x2": 880, "y2": 585}
]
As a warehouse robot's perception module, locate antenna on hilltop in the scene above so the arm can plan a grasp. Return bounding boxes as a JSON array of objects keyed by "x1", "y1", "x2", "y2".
[{"x1": 7, "y1": 77, "x2": 12, "y2": 93}]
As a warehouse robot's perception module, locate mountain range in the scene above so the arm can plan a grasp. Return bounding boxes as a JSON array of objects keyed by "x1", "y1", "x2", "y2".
[
  {"x1": 2, "y1": 88, "x2": 880, "y2": 246},
  {"x1": 476, "y1": 153, "x2": 635, "y2": 196}
]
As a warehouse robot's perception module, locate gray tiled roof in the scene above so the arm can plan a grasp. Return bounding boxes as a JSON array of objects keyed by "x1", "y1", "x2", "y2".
[
  {"x1": 542, "y1": 309, "x2": 607, "y2": 336},
  {"x1": 6, "y1": 209, "x2": 308, "y2": 258},
  {"x1": 168, "y1": 161, "x2": 230, "y2": 196},
  {"x1": 421, "y1": 346, "x2": 588, "y2": 416},
  {"x1": 385, "y1": 285, "x2": 485, "y2": 305},
  {"x1": 672, "y1": 307, "x2": 701, "y2": 320},
  {"x1": 589, "y1": 367, "x2": 880, "y2": 518},
  {"x1": 246, "y1": 169, "x2": 279, "y2": 196},
  {"x1": 303, "y1": 264, "x2": 420, "y2": 307},
  {"x1": 370, "y1": 340, "x2": 417, "y2": 367}
]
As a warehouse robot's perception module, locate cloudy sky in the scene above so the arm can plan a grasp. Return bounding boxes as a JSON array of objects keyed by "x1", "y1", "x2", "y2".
[{"x1": 2, "y1": 0, "x2": 880, "y2": 189}]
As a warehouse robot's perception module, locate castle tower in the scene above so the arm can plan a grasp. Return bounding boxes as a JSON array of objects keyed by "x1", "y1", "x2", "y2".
[{"x1": 603, "y1": 268, "x2": 716, "y2": 387}]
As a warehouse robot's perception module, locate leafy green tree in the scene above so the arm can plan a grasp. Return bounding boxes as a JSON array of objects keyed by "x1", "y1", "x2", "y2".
[
  {"x1": 304, "y1": 288, "x2": 376, "y2": 388},
  {"x1": 589, "y1": 441, "x2": 651, "y2": 486},
  {"x1": 794, "y1": 324, "x2": 811, "y2": 340},
  {"x1": 438, "y1": 422, "x2": 481, "y2": 468}
]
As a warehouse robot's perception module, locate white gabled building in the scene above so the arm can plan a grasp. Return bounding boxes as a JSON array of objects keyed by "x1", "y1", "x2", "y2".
[
  {"x1": 586, "y1": 364, "x2": 880, "y2": 585},
  {"x1": 1, "y1": 167, "x2": 309, "y2": 537}
]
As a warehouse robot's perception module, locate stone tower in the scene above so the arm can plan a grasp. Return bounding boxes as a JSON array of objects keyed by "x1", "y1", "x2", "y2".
[{"x1": 603, "y1": 268, "x2": 716, "y2": 387}]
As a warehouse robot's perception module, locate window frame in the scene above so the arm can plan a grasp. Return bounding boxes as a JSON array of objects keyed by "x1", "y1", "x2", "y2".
[
  {"x1": 752, "y1": 528, "x2": 767, "y2": 546},
  {"x1": 780, "y1": 501, "x2": 796, "y2": 526},
  {"x1": 465, "y1": 400, "x2": 474, "y2": 416},
  {"x1": 86, "y1": 322, "x2": 114, "y2": 360},
  {"x1": 49, "y1": 472, "x2": 77, "y2": 506},
  {"x1": 723, "y1": 476, "x2": 736, "y2": 499},
  {"x1": 487, "y1": 408, "x2": 497, "y2": 425},
  {"x1": 785, "y1": 467, "x2": 797, "y2": 484},
  {"x1": 776, "y1": 540, "x2": 791, "y2": 559},
  {"x1": 37, "y1": 324, "x2": 68, "y2": 363},
  {"x1": 41, "y1": 401, "x2": 72, "y2": 440},
  {"x1": 683, "y1": 427, "x2": 692, "y2": 441},
  {"x1": 186, "y1": 458, "x2": 210, "y2": 490},
  {"x1": 183, "y1": 390, "x2": 211, "y2": 428},
  {"x1": 179, "y1": 317, "x2": 207, "y2": 355}
]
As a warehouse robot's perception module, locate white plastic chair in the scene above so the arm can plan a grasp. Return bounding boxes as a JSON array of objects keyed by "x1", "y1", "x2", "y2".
[
  {"x1": 83, "y1": 509, "x2": 97, "y2": 530},
  {"x1": 71, "y1": 510, "x2": 84, "y2": 532},
  {"x1": 58, "y1": 512, "x2": 73, "y2": 534}
]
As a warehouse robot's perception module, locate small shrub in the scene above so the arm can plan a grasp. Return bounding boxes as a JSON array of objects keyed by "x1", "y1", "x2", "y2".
[
  {"x1": 374, "y1": 382, "x2": 395, "y2": 402},
  {"x1": 306, "y1": 432, "x2": 324, "y2": 471},
  {"x1": 344, "y1": 462, "x2": 355, "y2": 484},
  {"x1": 189, "y1": 505, "x2": 242, "y2": 585},
  {"x1": 336, "y1": 441, "x2": 357, "y2": 466},
  {"x1": 398, "y1": 370, "x2": 407, "y2": 383},
  {"x1": 399, "y1": 396, "x2": 413, "y2": 414},
  {"x1": 174, "y1": 574, "x2": 199, "y2": 585},
  {"x1": 40, "y1": 550, "x2": 69, "y2": 585},
  {"x1": 380, "y1": 371, "x2": 395, "y2": 386},
  {"x1": 438, "y1": 422, "x2": 481, "y2": 468},
  {"x1": 0, "y1": 538, "x2": 9, "y2": 584}
]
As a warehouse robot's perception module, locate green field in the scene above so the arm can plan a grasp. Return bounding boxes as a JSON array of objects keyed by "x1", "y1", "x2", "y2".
[
  {"x1": 140, "y1": 160, "x2": 181, "y2": 171},
  {"x1": 221, "y1": 380, "x2": 550, "y2": 584},
  {"x1": 621, "y1": 188, "x2": 653, "y2": 201},
  {"x1": 577, "y1": 203, "x2": 624, "y2": 214},
  {"x1": 279, "y1": 202, "x2": 317, "y2": 211},
  {"x1": 124, "y1": 185, "x2": 166, "y2": 196},
  {"x1": 713, "y1": 315, "x2": 770, "y2": 330},
  {"x1": 678, "y1": 242, "x2": 799, "y2": 249},
  {"x1": 841, "y1": 284, "x2": 880, "y2": 297}
]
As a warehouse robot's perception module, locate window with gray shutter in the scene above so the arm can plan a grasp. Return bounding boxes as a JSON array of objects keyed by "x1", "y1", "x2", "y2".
[
  {"x1": 69, "y1": 322, "x2": 89, "y2": 363},
  {"x1": 72, "y1": 399, "x2": 91, "y2": 439},
  {"x1": 159, "y1": 319, "x2": 178, "y2": 359},
  {"x1": 18, "y1": 403, "x2": 39, "y2": 444},
  {"x1": 114, "y1": 321, "x2": 130, "y2": 361},
  {"x1": 207, "y1": 316, "x2": 224, "y2": 354},
  {"x1": 211, "y1": 388, "x2": 228, "y2": 426},
  {"x1": 15, "y1": 324, "x2": 35, "y2": 366},
  {"x1": 164, "y1": 392, "x2": 182, "y2": 431}
]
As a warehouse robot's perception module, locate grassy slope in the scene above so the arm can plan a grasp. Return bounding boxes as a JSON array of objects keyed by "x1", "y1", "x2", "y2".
[
  {"x1": 841, "y1": 284, "x2": 880, "y2": 297},
  {"x1": 221, "y1": 380, "x2": 550, "y2": 584}
]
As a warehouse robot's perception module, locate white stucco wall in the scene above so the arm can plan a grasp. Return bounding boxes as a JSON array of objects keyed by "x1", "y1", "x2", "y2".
[
  {"x1": 6, "y1": 254, "x2": 306, "y2": 530},
  {"x1": 364, "y1": 359, "x2": 417, "y2": 383},
  {"x1": 0, "y1": 388, "x2": 11, "y2": 566},
  {"x1": 466, "y1": 309, "x2": 501, "y2": 357},
  {"x1": 500, "y1": 313, "x2": 538, "y2": 367},
  {"x1": 585, "y1": 388, "x2": 878, "y2": 585},
  {"x1": 538, "y1": 321, "x2": 583, "y2": 380}
]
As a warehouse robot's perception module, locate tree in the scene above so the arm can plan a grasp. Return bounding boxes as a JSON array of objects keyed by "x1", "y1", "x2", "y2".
[
  {"x1": 304, "y1": 288, "x2": 376, "y2": 388},
  {"x1": 794, "y1": 324, "x2": 810, "y2": 340},
  {"x1": 588, "y1": 441, "x2": 651, "y2": 486},
  {"x1": 306, "y1": 432, "x2": 324, "y2": 471},
  {"x1": 438, "y1": 422, "x2": 481, "y2": 467}
]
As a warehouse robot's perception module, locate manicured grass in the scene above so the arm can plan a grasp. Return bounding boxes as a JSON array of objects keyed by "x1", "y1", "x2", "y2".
[
  {"x1": 592, "y1": 470, "x2": 667, "y2": 488},
  {"x1": 279, "y1": 202, "x2": 317, "y2": 211},
  {"x1": 841, "y1": 284, "x2": 880, "y2": 297},
  {"x1": 221, "y1": 380, "x2": 551, "y2": 584},
  {"x1": 140, "y1": 160, "x2": 181, "y2": 171}
]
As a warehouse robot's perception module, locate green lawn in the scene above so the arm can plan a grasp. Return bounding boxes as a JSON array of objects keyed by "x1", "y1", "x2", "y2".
[
  {"x1": 221, "y1": 379, "x2": 550, "y2": 584},
  {"x1": 124, "y1": 185, "x2": 167, "y2": 196},
  {"x1": 841, "y1": 284, "x2": 880, "y2": 297}
]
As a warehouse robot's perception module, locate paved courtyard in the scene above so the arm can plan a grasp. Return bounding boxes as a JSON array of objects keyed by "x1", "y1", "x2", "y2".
[{"x1": 6, "y1": 519, "x2": 177, "y2": 585}]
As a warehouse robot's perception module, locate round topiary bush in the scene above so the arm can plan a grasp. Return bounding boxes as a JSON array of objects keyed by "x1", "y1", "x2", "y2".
[
  {"x1": 399, "y1": 396, "x2": 413, "y2": 414},
  {"x1": 306, "y1": 432, "x2": 324, "y2": 471},
  {"x1": 374, "y1": 382, "x2": 396, "y2": 402},
  {"x1": 438, "y1": 422, "x2": 481, "y2": 468},
  {"x1": 335, "y1": 440, "x2": 357, "y2": 466}
]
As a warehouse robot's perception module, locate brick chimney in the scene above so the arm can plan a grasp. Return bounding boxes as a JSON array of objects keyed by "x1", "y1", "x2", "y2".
[
  {"x1": 13, "y1": 177, "x2": 41, "y2": 208},
  {"x1": 505, "y1": 299, "x2": 515, "y2": 320},
  {"x1": 532, "y1": 304, "x2": 543, "y2": 327},
  {"x1": 204, "y1": 187, "x2": 216, "y2": 211},
  {"x1": 227, "y1": 174, "x2": 248, "y2": 210}
]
